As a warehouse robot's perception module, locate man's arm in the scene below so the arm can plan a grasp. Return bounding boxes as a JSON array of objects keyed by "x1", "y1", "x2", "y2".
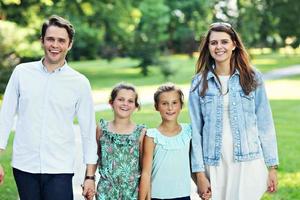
[
  {"x1": 82, "y1": 164, "x2": 97, "y2": 200},
  {"x1": 0, "y1": 68, "x2": 19, "y2": 150}
]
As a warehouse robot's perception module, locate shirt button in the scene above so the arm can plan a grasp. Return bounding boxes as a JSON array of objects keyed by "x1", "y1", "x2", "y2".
[{"x1": 232, "y1": 102, "x2": 236, "y2": 105}]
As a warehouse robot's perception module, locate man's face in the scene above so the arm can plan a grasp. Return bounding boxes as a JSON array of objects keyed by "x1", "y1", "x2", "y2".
[{"x1": 41, "y1": 25, "x2": 72, "y2": 67}]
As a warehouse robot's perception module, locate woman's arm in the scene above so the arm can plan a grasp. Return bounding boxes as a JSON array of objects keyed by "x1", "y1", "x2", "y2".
[{"x1": 139, "y1": 136, "x2": 154, "y2": 200}]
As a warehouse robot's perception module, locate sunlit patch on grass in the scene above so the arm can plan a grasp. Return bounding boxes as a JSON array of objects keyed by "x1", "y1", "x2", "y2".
[
  {"x1": 278, "y1": 172, "x2": 300, "y2": 187},
  {"x1": 266, "y1": 80, "x2": 300, "y2": 100},
  {"x1": 253, "y1": 58, "x2": 277, "y2": 66}
]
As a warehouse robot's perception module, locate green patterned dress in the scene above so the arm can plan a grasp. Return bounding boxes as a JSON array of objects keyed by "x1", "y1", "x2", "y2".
[{"x1": 96, "y1": 119, "x2": 145, "y2": 200}]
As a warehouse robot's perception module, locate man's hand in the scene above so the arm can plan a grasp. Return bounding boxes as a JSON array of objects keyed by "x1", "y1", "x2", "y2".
[
  {"x1": 0, "y1": 164, "x2": 4, "y2": 185},
  {"x1": 82, "y1": 179, "x2": 96, "y2": 200},
  {"x1": 0, "y1": 149, "x2": 5, "y2": 185}
]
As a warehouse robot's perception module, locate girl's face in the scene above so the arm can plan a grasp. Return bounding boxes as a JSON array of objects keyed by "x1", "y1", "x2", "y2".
[
  {"x1": 156, "y1": 91, "x2": 182, "y2": 122},
  {"x1": 208, "y1": 31, "x2": 236, "y2": 66},
  {"x1": 110, "y1": 89, "x2": 137, "y2": 119}
]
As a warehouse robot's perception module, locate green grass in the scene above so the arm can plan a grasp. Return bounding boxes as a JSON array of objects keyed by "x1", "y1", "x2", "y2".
[
  {"x1": 1, "y1": 52, "x2": 300, "y2": 199},
  {"x1": 0, "y1": 133, "x2": 18, "y2": 200},
  {"x1": 70, "y1": 53, "x2": 300, "y2": 90},
  {"x1": 251, "y1": 53, "x2": 300, "y2": 73},
  {"x1": 2, "y1": 100, "x2": 300, "y2": 199},
  {"x1": 97, "y1": 100, "x2": 300, "y2": 200}
]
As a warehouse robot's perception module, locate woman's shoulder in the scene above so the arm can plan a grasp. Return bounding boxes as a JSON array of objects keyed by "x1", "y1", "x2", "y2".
[{"x1": 190, "y1": 73, "x2": 204, "y2": 93}]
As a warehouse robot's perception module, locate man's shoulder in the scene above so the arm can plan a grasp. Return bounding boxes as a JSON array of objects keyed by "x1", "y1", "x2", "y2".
[
  {"x1": 65, "y1": 65, "x2": 90, "y2": 85},
  {"x1": 13, "y1": 60, "x2": 41, "y2": 74}
]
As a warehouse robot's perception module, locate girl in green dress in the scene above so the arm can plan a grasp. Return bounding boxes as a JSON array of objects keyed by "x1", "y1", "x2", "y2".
[{"x1": 96, "y1": 83, "x2": 146, "y2": 200}]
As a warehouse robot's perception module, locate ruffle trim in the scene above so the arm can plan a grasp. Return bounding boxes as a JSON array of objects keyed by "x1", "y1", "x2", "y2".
[
  {"x1": 99, "y1": 119, "x2": 145, "y2": 146},
  {"x1": 146, "y1": 123, "x2": 191, "y2": 150}
]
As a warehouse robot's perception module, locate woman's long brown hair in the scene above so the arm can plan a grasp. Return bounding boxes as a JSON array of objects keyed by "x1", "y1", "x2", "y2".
[{"x1": 195, "y1": 24, "x2": 257, "y2": 96}]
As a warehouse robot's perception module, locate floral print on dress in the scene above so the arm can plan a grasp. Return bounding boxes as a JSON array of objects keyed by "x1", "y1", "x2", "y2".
[{"x1": 96, "y1": 119, "x2": 144, "y2": 200}]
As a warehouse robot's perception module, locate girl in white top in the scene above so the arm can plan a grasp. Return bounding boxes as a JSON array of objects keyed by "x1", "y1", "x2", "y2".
[{"x1": 139, "y1": 83, "x2": 192, "y2": 200}]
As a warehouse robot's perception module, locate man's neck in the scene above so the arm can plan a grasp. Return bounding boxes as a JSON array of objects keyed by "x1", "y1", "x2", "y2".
[{"x1": 42, "y1": 60, "x2": 65, "y2": 72}]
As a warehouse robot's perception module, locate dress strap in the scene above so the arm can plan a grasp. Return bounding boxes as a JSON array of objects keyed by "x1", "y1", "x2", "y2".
[
  {"x1": 133, "y1": 124, "x2": 146, "y2": 138},
  {"x1": 99, "y1": 119, "x2": 108, "y2": 132}
]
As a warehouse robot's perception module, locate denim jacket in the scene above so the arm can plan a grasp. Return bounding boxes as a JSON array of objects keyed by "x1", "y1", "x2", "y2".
[{"x1": 189, "y1": 69, "x2": 279, "y2": 172}]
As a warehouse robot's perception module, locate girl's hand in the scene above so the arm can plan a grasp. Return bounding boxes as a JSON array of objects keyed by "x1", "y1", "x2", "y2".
[
  {"x1": 196, "y1": 172, "x2": 211, "y2": 200},
  {"x1": 267, "y1": 168, "x2": 278, "y2": 193},
  {"x1": 82, "y1": 179, "x2": 96, "y2": 200}
]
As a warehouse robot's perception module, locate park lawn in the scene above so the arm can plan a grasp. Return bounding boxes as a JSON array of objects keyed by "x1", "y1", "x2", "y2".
[
  {"x1": 95, "y1": 100, "x2": 300, "y2": 200},
  {"x1": 70, "y1": 53, "x2": 300, "y2": 90},
  {"x1": 1, "y1": 99, "x2": 299, "y2": 200},
  {"x1": 0, "y1": 133, "x2": 17, "y2": 200}
]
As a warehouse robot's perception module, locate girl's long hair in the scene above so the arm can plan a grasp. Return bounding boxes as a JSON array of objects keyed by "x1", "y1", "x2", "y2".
[{"x1": 196, "y1": 24, "x2": 257, "y2": 96}]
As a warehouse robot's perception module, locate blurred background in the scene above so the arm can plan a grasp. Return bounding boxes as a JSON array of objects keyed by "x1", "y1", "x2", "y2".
[{"x1": 0, "y1": 0, "x2": 299, "y2": 199}]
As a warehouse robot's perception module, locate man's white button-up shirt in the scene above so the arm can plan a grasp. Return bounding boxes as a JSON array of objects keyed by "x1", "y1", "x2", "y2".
[{"x1": 0, "y1": 60, "x2": 98, "y2": 173}]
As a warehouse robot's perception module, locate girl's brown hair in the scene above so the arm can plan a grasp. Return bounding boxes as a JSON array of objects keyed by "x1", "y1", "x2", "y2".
[
  {"x1": 195, "y1": 23, "x2": 257, "y2": 96},
  {"x1": 154, "y1": 83, "x2": 184, "y2": 110},
  {"x1": 109, "y1": 82, "x2": 140, "y2": 110}
]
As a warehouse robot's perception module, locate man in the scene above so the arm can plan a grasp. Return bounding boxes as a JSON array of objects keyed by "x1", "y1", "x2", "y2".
[{"x1": 0, "y1": 15, "x2": 97, "y2": 200}]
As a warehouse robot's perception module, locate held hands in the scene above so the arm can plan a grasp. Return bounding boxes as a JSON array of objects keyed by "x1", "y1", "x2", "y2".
[
  {"x1": 82, "y1": 179, "x2": 96, "y2": 200},
  {"x1": 196, "y1": 172, "x2": 212, "y2": 200},
  {"x1": 267, "y1": 168, "x2": 278, "y2": 193}
]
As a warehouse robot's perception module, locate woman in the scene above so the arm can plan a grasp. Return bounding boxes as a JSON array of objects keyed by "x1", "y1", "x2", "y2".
[{"x1": 189, "y1": 22, "x2": 279, "y2": 200}]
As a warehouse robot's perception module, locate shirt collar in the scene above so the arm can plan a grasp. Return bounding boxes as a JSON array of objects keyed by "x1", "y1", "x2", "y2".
[
  {"x1": 206, "y1": 65, "x2": 240, "y2": 80},
  {"x1": 39, "y1": 58, "x2": 68, "y2": 73}
]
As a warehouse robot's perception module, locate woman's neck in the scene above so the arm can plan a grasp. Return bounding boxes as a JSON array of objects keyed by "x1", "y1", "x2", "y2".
[
  {"x1": 158, "y1": 120, "x2": 181, "y2": 136},
  {"x1": 215, "y1": 62, "x2": 231, "y2": 76}
]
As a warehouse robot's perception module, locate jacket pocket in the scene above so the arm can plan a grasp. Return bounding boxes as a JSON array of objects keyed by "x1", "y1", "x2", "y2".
[
  {"x1": 200, "y1": 95, "x2": 214, "y2": 116},
  {"x1": 239, "y1": 92, "x2": 255, "y2": 113}
]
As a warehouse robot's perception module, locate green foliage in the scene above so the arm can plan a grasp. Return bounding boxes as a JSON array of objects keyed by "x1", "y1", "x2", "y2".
[
  {"x1": 0, "y1": 20, "x2": 42, "y2": 94},
  {"x1": 158, "y1": 60, "x2": 178, "y2": 81},
  {"x1": 166, "y1": 0, "x2": 214, "y2": 55},
  {"x1": 128, "y1": 0, "x2": 170, "y2": 76}
]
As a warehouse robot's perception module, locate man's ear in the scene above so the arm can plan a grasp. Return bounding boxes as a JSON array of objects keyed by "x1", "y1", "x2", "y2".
[{"x1": 68, "y1": 41, "x2": 73, "y2": 50}]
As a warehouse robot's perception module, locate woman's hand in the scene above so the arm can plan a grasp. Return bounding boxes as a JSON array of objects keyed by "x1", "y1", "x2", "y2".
[
  {"x1": 267, "y1": 168, "x2": 278, "y2": 193},
  {"x1": 196, "y1": 172, "x2": 211, "y2": 200}
]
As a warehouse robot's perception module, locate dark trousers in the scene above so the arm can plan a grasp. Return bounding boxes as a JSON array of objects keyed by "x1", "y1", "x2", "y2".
[
  {"x1": 152, "y1": 197, "x2": 191, "y2": 200},
  {"x1": 13, "y1": 168, "x2": 74, "y2": 200}
]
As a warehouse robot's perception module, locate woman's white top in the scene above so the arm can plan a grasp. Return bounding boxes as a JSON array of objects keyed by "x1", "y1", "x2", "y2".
[{"x1": 205, "y1": 75, "x2": 268, "y2": 200}]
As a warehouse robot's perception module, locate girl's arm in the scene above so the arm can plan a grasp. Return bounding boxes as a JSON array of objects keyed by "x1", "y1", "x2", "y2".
[
  {"x1": 139, "y1": 128, "x2": 147, "y2": 167},
  {"x1": 96, "y1": 125, "x2": 103, "y2": 162},
  {"x1": 195, "y1": 172, "x2": 211, "y2": 200},
  {"x1": 139, "y1": 135, "x2": 154, "y2": 200}
]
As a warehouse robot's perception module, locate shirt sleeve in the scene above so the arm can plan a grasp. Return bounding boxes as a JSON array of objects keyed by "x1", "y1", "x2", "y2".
[
  {"x1": 255, "y1": 72, "x2": 279, "y2": 166},
  {"x1": 76, "y1": 77, "x2": 98, "y2": 164},
  {"x1": 189, "y1": 76, "x2": 205, "y2": 172},
  {"x1": 0, "y1": 67, "x2": 20, "y2": 149}
]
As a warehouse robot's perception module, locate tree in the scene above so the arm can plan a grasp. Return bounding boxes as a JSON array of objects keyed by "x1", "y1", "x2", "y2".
[
  {"x1": 166, "y1": 0, "x2": 214, "y2": 55},
  {"x1": 128, "y1": 0, "x2": 170, "y2": 76}
]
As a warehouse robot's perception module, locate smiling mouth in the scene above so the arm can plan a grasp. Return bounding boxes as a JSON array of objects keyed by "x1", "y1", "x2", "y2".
[{"x1": 215, "y1": 51, "x2": 225, "y2": 55}]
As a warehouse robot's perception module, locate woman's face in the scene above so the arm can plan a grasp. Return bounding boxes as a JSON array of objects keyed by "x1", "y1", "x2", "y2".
[{"x1": 208, "y1": 31, "x2": 236, "y2": 67}]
